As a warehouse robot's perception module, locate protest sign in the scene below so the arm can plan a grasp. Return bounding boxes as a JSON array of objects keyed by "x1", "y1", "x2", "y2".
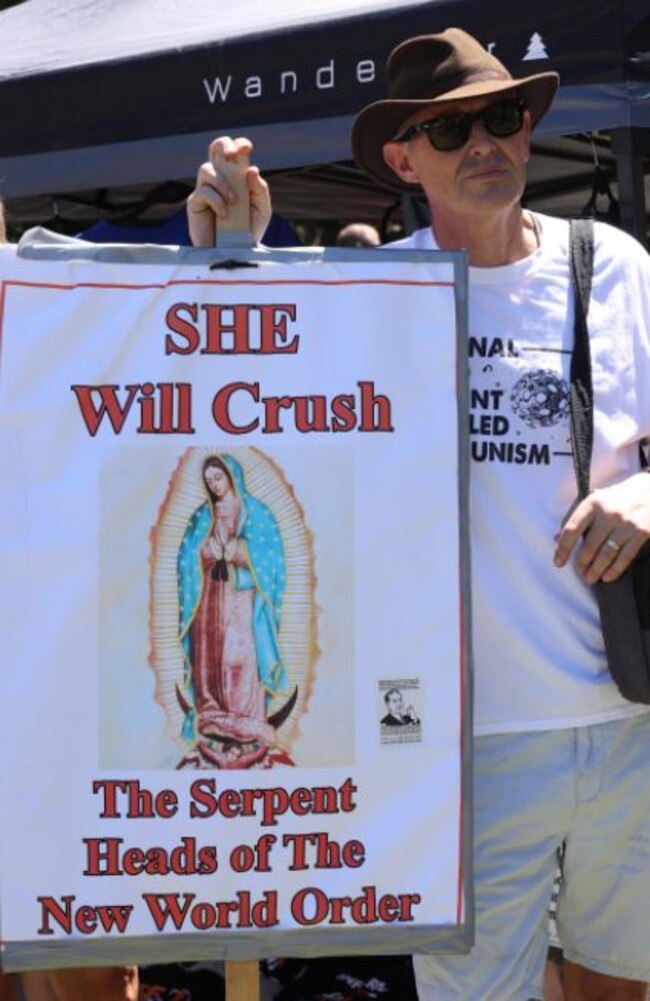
[{"x1": 0, "y1": 237, "x2": 471, "y2": 969}]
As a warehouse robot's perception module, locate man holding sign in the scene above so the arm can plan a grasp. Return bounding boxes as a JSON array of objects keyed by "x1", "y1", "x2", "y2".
[{"x1": 188, "y1": 28, "x2": 650, "y2": 1001}]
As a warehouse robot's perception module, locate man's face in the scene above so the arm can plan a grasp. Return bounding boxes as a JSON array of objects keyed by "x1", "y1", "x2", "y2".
[
  {"x1": 387, "y1": 691, "x2": 403, "y2": 716},
  {"x1": 382, "y1": 95, "x2": 531, "y2": 228}
]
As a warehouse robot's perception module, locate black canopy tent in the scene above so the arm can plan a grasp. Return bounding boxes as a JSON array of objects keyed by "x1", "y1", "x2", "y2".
[{"x1": 0, "y1": 0, "x2": 649, "y2": 239}]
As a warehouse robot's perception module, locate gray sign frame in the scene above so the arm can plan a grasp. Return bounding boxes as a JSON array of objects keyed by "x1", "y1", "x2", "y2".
[{"x1": 3, "y1": 233, "x2": 472, "y2": 968}]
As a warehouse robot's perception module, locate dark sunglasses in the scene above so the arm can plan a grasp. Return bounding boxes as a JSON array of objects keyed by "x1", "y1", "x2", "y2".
[{"x1": 394, "y1": 99, "x2": 525, "y2": 152}]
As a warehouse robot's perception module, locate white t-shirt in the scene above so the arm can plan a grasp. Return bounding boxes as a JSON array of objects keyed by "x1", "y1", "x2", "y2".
[{"x1": 391, "y1": 215, "x2": 650, "y2": 734}]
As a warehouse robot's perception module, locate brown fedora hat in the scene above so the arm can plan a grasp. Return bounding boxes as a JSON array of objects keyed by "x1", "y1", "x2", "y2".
[{"x1": 352, "y1": 27, "x2": 559, "y2": 190}]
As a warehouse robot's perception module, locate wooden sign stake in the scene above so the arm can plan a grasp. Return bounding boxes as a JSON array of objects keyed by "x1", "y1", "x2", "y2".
[
  {"x1": 211, "y1": 145, "x2": 256, "y2": 1001},
  {"x1": 225, "y1": 959, "x2": 260, "y2": 1001}
]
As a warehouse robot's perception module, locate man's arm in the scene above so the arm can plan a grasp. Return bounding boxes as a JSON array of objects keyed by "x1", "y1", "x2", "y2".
[{"x1": 187, "y1": 136, "x2": 272, "y2": 247}]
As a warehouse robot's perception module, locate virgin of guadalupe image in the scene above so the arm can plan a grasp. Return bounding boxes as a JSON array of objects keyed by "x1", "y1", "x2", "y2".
[{"x1": 175, "y1": 454, "x2": 301, "y2": 769}]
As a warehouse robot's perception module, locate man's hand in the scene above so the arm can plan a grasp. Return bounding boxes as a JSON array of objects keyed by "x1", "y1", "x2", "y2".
[
  {"x1": 186, "y1": 136, "x2": 272, "y2": 247},
  {"x1": 554, "y1": 471, "x2": 650, "y2": 583}
]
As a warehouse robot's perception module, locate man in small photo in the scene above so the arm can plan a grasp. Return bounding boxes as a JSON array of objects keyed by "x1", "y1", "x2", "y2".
[{"x1": 381, "y1": 687, "x2": 420, "y2": 726}]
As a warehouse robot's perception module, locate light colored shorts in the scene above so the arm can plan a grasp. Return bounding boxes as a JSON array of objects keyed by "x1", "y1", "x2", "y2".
[{"x1": 414, "y1": 712, "x2": 650, "y2": 1001}]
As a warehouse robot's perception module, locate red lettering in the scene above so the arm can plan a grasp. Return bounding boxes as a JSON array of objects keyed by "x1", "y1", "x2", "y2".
[
  {"x1": 142, "y1": 383, "x2": 194, "y2": 434},
  {"x1": 289, "y1": 787, "x2": 312, "y2": 816},
  {"x1": 293, "y1": 396, "x2": 329, "y2": 432},
  {"x1": 329, "y1": 895, "x2": 352, "y2": 924},
  {"x1": 248, "y1": 891, "x2": 279, "y2": 928},
  {"x1": 238, "y1": 786, "x2": 265, "y2": 816},
  {"x1": 335, "y1": 777, "x2": 358, "y2": 813},
  {"x1": 218, "y1": 789, "x2": 241, "y2": 819},
  {"x1": 142, "y1": 893, "x2": 195, "y2": 931},
  {"x1": 83, "y1": 837, "x2": 123, "y2": 876},
  {"x1": 282, "y1": 833, "x2": 365, "y2": 870},
  {"x1": 166, "y1": 303, "x2": 299, "y2": 355},
  {"x1": 189, "y1": 778, "x2": 218, "y2": 818},
  {"x1": 190, "y1": 902, "x2": 216, "y2": 930},
  {"x1": 399, "y1": 893, "x2": 422, "y2": 920},
  {"x1": 38, "y1": 895, "x2": 75, "y2": 934},
  {"x1": 84, "y1": 837, "x2": 217, "y2": 877},
  {"x1": 203, "y1": 304, "x2": 252, "y2": 354},
  {"x1": 96, "y1": 904, "x2": 133, "y2": 933},
  {"x1": 378, "y1": 894, "x2": 400, "y2": 922},
  {"x1": 93, "y1": 780, "x2": 129, "y2": 818},
  {"x1": 262, "y1": 394, "x2": 293, "y2": 434},
  {"x1": 188, "y1": 779, "x2": 357, "y2": 826},
  {"x1": 122, "y1": 846, "x2": 146, "y2": 875},
  {"x1": 290, "y1": 887, "x2": 329, "y2": 926},
  {"x1": 342, "y1": 839, "x2": 365, "y2": 868},
  {"x1": 138, "y1": 382, "x2": 156, "y2": 432},
  {"x1": 71, "y1": 384, "x2": 139, "y2": 436},
  {"x1": 216, "y1": 899, "x2": 240, "y2": 927},
  {"x1": 350, "y1": 885, "x2": 378, "y2": 924},
  {"x1": 38, "y1": 896, "x2": 133, "y2": 935},
  {"x1": 212, "y1": 382, "x2": 259, "y2": 434},
  {"x1": 261, "y1": 787, "x2": 290, "y2": 827},
  {"x1": 358, "y1": 380, "x2": 394, "y2": 432},
  {"x1": 283, "y1": 833, "x2": 310, "y2": 871},
  {"x1": 165, "y1": 303, "x2": 200, "y2": 354},
  {"x1": 155, "y1": 789, "x2": 179, "y2": 818},
  {"x1": 229, "y1": 844, "x2": 256, "y2": 873},
  {"x1": 196, "y1": 845, "x2": 219, "y2": 875},
  {"x1": 331, "y1": 393, "x2": 358, "y2": 432},
  {"x1": 75, "y1": 905, "x2": 98, "y2": 934},
  {"x1": 259, "y1": 304, "x2": 299, "y2": 353},
  {"x1": 91, "y1": 780, "x2": 178, "y2": 819},
  {"x1": 71, "y1": 384, "x2": 193, "y2": 436},
  {"x1": 254, "y1": 834, "x2": 276, "y2": 872}
]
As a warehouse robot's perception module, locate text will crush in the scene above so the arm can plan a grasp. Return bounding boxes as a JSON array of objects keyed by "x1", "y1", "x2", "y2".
[{"x1": 70, "y1": 302, "x2": 396, "y2": 437}]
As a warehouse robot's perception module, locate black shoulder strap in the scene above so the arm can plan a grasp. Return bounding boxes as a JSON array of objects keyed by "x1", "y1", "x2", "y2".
[{"x1": 569, "y1": 217, "x2": 595, "y2": 500}]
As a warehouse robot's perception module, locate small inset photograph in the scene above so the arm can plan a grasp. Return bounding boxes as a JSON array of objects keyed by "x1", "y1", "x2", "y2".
[{"x1": 378, "y1": 678, "x2": 422, "y2": 745}]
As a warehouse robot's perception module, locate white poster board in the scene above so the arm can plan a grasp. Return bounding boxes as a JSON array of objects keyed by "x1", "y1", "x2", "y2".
[{"x1": 0, "y1": 236, "x2": 471, "y2": 969}]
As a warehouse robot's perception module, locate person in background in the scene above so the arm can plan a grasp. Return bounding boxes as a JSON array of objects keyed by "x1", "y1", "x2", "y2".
[
  {"x1": 187, "y1": 27, "x2": 650, "y2": 1001},
  {"x1": 335, "y1": 222, "x2": 380, "y2": 247},
  {"x1": 18, "y1": 969, "x2": 139, "y2": 1001}
]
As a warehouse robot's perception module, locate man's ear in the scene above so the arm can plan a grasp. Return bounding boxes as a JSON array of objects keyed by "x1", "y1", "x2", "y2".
[{"x1": 382, "y1": 141, "x2": 420, "y2": 186}]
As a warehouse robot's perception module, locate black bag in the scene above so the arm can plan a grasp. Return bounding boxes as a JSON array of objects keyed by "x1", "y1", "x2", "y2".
[{"x1": 569, "y1": 217, "x2": 650, "y2": 703}]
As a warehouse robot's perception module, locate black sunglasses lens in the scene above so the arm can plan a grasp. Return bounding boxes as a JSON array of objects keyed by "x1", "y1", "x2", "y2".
[
  {"x1": 428, "y1": 113, "x2": 472, "y2": 151},
  {"x1": 423, "y1": 101, "x2": 524, "y2": 150},
  {"x1": 483, "y1": 101, "x2": 524, "y2": 136}
]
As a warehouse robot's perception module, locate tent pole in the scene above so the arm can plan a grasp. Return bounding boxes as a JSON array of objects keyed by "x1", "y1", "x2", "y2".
[{"x1": 611, "y1": 127, "x2": 649, "y2": 247}]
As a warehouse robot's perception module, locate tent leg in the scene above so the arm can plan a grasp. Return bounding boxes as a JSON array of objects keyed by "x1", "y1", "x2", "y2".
[
  {"x1": 611, "y1": 127, "x2": 649, "y2": 247},
  {"x1": 225, "y1": 960, "x2": 260, "y2": 1001}
]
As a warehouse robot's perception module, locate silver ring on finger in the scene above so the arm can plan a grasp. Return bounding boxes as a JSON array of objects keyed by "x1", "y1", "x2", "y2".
[{"x1": 604, "y1": 537, "x2": 622, "y2": 552}]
